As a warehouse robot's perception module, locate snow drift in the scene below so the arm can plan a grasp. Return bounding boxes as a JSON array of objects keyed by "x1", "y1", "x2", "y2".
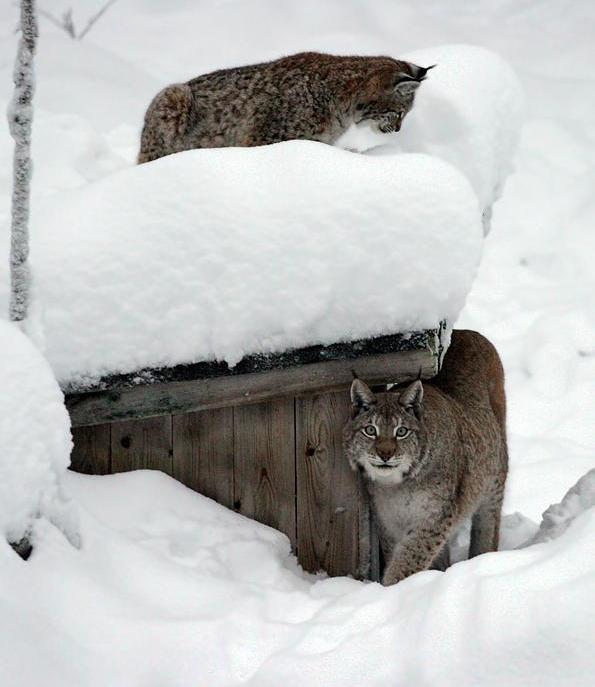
[
  {"x1": 0, "y1": 319, "x2": 76, "y2": 544},
  {"x1": 28, "y1": 143, "x2": 482, "y2": 386},
  {"x1": 529, "y1": 468, "x2": 595, "y2": 545},
  {"x1": 2, "y1": 469, "x2": 593, "y2": 687}
]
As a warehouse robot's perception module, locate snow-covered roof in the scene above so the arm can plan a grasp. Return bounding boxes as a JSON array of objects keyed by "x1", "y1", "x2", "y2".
[
  {"x1": 14, "y1": 44, "x2": 521, "y2": 387},
  {"x1": 28, "y1": 144, "x2": 481, "y2": 387}
]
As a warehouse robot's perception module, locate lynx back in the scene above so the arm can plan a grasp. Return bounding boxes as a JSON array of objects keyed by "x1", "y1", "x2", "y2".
[{"x1": 138, "y1": 52, "x2": 433, "y2": 163}]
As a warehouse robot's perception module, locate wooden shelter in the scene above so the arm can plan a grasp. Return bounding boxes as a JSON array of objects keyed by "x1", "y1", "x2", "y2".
[{"x1": 67, "y1": 323, "x2": 448, "y2": 581}]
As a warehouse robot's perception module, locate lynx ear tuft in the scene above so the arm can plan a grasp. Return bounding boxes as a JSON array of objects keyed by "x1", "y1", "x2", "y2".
[
  {"x1": 415, "y1": 64, "x2": 436, "y2": 80},
  {"x1": 350, "y1": 379, "x2": 376, "y2": 414},
  {"x1": 394, "y1": 63, "x2": 435, "y2": 94},
  {"x1": 399, "y1": 379, "x2": 424, "y2": 418}
]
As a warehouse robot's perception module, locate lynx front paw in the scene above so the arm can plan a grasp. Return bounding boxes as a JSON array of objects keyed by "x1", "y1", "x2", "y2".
[{"x1": 381, "y1": 562, "x2": 413, "y2": 586}]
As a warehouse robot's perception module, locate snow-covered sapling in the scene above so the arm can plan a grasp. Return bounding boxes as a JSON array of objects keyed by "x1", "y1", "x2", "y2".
[{"x1": 8, "y1": 0, "x2": 37, "y2": 324}]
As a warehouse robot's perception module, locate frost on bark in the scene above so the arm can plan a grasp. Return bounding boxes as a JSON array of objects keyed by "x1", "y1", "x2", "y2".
[{"x1": 8, "y1": 0, "x2": 37, "y2": 323}]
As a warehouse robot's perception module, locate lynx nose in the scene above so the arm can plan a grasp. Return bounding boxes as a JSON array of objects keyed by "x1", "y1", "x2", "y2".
[{"x1": 376, "y1": 441, "x2": 396, "y2": 462}]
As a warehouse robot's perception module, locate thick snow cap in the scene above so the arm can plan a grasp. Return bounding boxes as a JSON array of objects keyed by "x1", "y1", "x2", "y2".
[{"x1": 28, "y1": 143, "x2": 482, "y2": 386}]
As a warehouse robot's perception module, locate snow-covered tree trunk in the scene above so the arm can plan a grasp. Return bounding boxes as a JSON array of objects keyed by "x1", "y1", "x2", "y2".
[{"x1": 8, "y1": 0, "x2": 37, "y2": 323}]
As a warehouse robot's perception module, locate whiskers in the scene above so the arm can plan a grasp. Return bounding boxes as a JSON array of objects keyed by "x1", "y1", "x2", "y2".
[
  {"x1": 378, "y1": 123, "x2": 396, "y2": 134},
  {"x1": 368, "y1": 458, "x2": 399, "y2": 468},
  {"x1": 365, "y1": 456, "x2": 413, "y2": 484}
]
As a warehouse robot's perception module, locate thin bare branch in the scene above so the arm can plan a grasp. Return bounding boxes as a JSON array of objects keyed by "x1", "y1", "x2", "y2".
[
  {"x1": 37, "y1": 1, "x2": 118, "y2": 40},
  {"x1": 77, "y1": 0, "x2": 118, "y2": 40},
  {"x1": 38, "y1": 7, "x2": 74, "y2": 38},
  {"x1": 61, "y1": 8, "x2": 76, "y2": 38}
]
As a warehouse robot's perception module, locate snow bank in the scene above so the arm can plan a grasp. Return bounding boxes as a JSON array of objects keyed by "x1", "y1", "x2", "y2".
[
  {"x1": 400, "y1": 45, "x2": 524, "y2": 213},
  {"x1": 2, "y1": 469, "x2": 592, "y2": 687},
  {"x1": 0, "y1": 320, "x2": 76, "y2": 544},
  {"x1": 338, "y1": 45, "x2": 524, "y2": 217},
  {"x1": 27, "y1": 142, "x2": 482, "y2": 385},
  {"x1": 529, "y1": 468, "x2": 595, "y2": 545}
]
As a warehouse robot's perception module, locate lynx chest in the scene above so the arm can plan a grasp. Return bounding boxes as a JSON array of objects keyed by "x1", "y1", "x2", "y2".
[{"x1": 370, "y1": 482, "x2": 443, "y2": 546}]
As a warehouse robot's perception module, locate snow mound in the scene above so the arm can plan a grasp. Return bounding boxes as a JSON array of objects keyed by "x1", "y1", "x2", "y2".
[
  {"x1": 27, "y1": 141, "x2": 482, "y2": 385},
  {"x1": 400, "y1": 45, "x2": 524, "y2": 212},
  {"x1": 339, "y1": 44, "x2": 524, "y2": 217},
  {"x1": 2, "y1": 468, "x2": 593, "y2": 687},
  {"x1": 529, "y1": 468, "x2": 595, "y2": 545},
  {"x1": 0, "y1": 320, "x2": 76, "y2": 544}
]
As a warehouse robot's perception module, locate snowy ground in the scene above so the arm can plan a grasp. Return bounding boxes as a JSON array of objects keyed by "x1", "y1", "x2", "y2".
[
  {"x1": 2, "y1": 468, "x2": 593, "y2": 687},
  {"x1": 1, "y1": 1, "x2": 594, "y2": 686}
]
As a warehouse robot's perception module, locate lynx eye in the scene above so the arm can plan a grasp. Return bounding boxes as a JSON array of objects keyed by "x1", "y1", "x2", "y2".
[
  {"x1": 362, "y1": 425, "x2": 377, "y2": 438},
  {"x1": 395, "y1": 426, "x2": 409, "y2": 439}
]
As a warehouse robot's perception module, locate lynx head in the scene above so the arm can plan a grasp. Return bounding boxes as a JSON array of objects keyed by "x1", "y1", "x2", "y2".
[
  {"x1": 342, "y1": 377, "x2": 425, "y2": 484},
  {"x1": 354, "y1": 62, "x2": 434, "y2": 133}
]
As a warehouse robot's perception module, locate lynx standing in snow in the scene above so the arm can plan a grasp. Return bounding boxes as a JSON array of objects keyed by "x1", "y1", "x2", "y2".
[
  {"x1": 343, "y1": 330, "x2": 508, "y2": 585},
  {"x1": 138, "y1": 52, "x2": 432, "y2": 163}
]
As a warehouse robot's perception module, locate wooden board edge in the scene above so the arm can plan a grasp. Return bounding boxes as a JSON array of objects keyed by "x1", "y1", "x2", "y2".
[{"x1": 67, "y1": 347, "x2": 440, "y2": 427}]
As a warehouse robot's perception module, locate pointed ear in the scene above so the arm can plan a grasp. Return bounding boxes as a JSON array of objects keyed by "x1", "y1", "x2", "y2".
[
  {"x1": 394, "y1": 75, "x2": 422, "y2": 95},
  {"x1": 399, "y1": 380, "x2": 423, "y2": 418},
  {"x1": 350, "y1": 379, "x2": 376, "y2": 415},
  {"x1": 407, "y1": 63, "x2": 436, "y2": 81},
  {"x1": 394, "y1": 63, "x2": 435, "y2": 95}
]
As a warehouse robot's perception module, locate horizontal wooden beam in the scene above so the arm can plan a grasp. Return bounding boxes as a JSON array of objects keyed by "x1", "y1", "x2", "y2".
[
  {"x1": 62, "y1": 329, "x2": 442, "y2": 395},
  {"x1": 67, "y1": 347, "x2": 439, "y2": 427}
]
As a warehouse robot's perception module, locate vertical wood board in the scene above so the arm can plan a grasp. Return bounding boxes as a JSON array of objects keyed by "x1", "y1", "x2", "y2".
[
  {"x1": 233, "y1": 399, "x2": 296, "y2": 548},
  {"x1": 111, "y1": 415, "x2": 173, "y2": 475},
  {"x1": 296, "y1": 390, "x2": 358, "y2": 576},
  {"x1": 172, "y1": 407, "x2": 234, "y2": 508},
  {"x1": 70, "y1": 423, "x2": 111, "y2": 475}
]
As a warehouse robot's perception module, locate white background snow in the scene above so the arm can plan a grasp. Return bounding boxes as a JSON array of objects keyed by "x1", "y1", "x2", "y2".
[{"x1": 0, "y1": 1, "x2": 594, "y2": 686}]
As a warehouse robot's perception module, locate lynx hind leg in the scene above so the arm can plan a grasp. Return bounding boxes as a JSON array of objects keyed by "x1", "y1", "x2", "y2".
[
  {"x1": 469, "y1": 485, "x2": 505, "y2": 558},
  {"x1": 138, "y1": 83, "x2": 194, "y2": 164}
]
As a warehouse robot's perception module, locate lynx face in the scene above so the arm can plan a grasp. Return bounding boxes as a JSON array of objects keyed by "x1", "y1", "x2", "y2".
[
  {"x1": 354, "y1": 63, "x2": 434, "y2": 133},
  {"x1": 343, "y1": 379, "x2": 424, "y2": 484}
]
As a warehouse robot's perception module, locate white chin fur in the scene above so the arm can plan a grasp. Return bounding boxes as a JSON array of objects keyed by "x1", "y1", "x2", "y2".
[{"x1": 365, "y1": 459, "x2": 412, "y2": 484}]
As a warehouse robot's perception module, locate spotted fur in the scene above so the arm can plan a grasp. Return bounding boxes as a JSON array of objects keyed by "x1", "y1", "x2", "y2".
[
  {"x1": 343, "y1": 330, "x2": 508, "y2": 585},
  {"x1": 138, "y1": 52, "x2": 432, "y2": 163}
]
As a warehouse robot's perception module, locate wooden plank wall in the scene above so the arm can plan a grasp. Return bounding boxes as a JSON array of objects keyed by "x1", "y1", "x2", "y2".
[
  {"x1": 71, "y1": 390, "x2": 374, "y2": 579},
  {"x1": 296, "y1": 391, "x2": 357, "y2": 576}
]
